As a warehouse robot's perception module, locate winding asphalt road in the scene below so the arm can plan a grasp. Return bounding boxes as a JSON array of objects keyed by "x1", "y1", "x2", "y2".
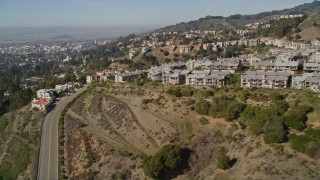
[{"x1": 37, "y1": 86, "x2": 87, "y2": 180}]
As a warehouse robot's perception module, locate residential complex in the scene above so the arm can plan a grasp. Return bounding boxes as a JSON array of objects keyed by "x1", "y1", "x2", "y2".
[
  {"x1": 241, "y1": 71, "x2": 291, "y2": 89},
  {"x1": 292, "y1": 73, "x2": 320, "y2": 93},
  {"x1": 255, "y1": 60, "x2": 298, "y2": 75}
]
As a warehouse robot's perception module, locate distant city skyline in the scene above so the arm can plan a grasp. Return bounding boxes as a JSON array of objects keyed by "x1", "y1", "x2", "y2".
[{"x1": 0, "y1": 0, "x2": 315, "y2": 28}]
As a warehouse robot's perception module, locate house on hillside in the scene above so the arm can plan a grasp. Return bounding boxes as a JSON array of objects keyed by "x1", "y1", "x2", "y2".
[
  {"x1": 194, "y1": 44, "x2": 203, "y2": 51},
  {"x1": 115, "y1": 71, "x2": 145, "y2": 83},
  {"x1": 311, "y1": 39, "x2": 320, "y2": 47},
  {"x1": 31, "y1": 98, "x2": 53, "y2": 112},
  {"x1": 36, "y1": 89, "x2": 55, "y2": 100},
  {"x1": 185, "y1": 71, "x2": 227, "y2": 87},
  {"x1": 248, "y1": 39, "x2": 259, "y2": 46},
  {"x1": 310, "y1": 52, "x2": 320, "y2": 62},
  {"x1": 129, "y1": 48, "x2": 139, "y2": 59},
  {"x1": 186, "y1": 59, "x2": 242, "y2": 73},
  {"x1": 179, "y1": 45, "x2": 192, "y2": 53},
  {"x1": 141, "y1": 47, "x2": 151, "y2": 53},
  {"x1": 148, "y1": 63, "x2": 186, "y2": 81},
  {"x1": 247, "y1": 53, "x2": 267, "y2": 66},
  {"x1": 210, "y1": 58, "x2": 243, "y2": 73},
  {"x1": 148, "y1": 71, "x2": 163, "y2": 81},
  {"x1": 86, "y1": 75, "x2": 94, "y2": 83},
  {"x1": 162, "y1": 69, "x2": 190, "y2": 85},
  {"x1": 162, "y1": 73, "x2": 184, "y2": 85},
  {"x1": 203, "y1": 43, "x2": 212, "y2": 50},
  {"x1": 238, "y1": 40, "x2": 248, "y2": 46},
  {"x1": 304, "y1": 61, "x2": 320, "y2": 73}
]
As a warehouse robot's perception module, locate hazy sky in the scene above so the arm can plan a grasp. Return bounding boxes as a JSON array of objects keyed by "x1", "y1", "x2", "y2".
[{"x1": 0, "y1": 0, "x2": 315, "y2": 28}]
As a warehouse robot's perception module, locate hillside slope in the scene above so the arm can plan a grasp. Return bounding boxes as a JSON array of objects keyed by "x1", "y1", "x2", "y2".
[
  {"x1": 158, "y1": 18, "x2": 254, "y2": 32},
  {"x1": 157, "y1": 1, "x2": 320, "y2": 32},
  {"x1": 299, "y1": 12, "x2": 320, "y2": 41},
  {"x1": 62, "y1": 82, "x2": 320, "y2": 179}
]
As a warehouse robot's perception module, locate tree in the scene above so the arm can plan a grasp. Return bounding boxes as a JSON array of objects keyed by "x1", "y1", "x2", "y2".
[
  {"x1": 63, "y1": 71, "x2": 77, "y2": 83},
  {"x1": 9, "y1": 89, "x2": 33, "y2": 111}
]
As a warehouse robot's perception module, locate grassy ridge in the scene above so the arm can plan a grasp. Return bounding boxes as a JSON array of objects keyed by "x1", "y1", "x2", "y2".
[
  {"x1": 0, "y1": 142, "x2": 31, "y2": 180},
  {"x1": 0, "y1": 109, "x2": 42, "y2": 180}
]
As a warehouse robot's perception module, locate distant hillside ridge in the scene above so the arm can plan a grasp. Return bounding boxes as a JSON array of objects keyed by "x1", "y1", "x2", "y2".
[
  {"x1": 157, "y1": 1, "x2": 320, "y2": 32},
  {"x1": 49, "y1": 34, "x2": 75, "y2": 40}
]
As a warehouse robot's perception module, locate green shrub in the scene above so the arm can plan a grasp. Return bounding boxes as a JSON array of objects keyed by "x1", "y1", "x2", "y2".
[
  {"x1": 246, "y1": 107, "x2": 283, "y2": 135},
  {"x1": 273, "y1": 100, "x2": 289, "y2": 115},
  {"x1": 195, "y1": 99, "x2": 211, "y2": 115},
  {"x1": 0, "y1": 142, "x2": 30, "y2": 179},
  {"x1": 240, "y1": 105, "x2": 256, "y2": 122},
  {"x1": 291, "y1": 134, "x2": 317, "y2": 150},
  {"x1": 224, "y1": 102, "x2": 245, "y2": 121},
  {"x1": 181, "y1": 86, "x2": 194, "y2": 97},
  {"x1": 264, "y1": 130, "x2": 287, "y2": 144},
  {"x1": 217, "y1": 155, "x2": 231, "y2": 170},
  {"x1": 0, "y1": 117, "x2": 8, "y2": 133},
  {"x1": 289, "y1": 134, "x2": 320, "y2": 157},
  {"x1": 209, "y1": 96, "x2": 244, "y2": 121},
  {"x1": 167, "y1": 88, "x2": 182, "y2": 97},
  {"x1": 304, "y1": 129, "x2": 320, "y2": 139},
  {"x1": 247, "y1": 117, "x2": 265, "y2": 135},
  {"x1": 238, "y1": 91, "x2": 249, "y2": 102},
  {"x1": 284, "y1": 105, "x2": 312, "y2": 131},
  {"x1": 143, "y1": 144, "x2": 183, "y2": 178},
  {"x1": 284, "y1": 115, "x2": 306, "y2": 131},
  {"x1": 203, "y1": 90, "x2": 214, "y2": 97},
  {"x1": 269, "y1": 92, "x2": 284, "y2": 101},
  {"x1": 226, "y1": 74, "x2": 240, "y2": 85}
]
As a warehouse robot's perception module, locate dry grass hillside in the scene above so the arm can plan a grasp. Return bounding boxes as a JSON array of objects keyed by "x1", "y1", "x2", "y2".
[
  {"x1": 62, "y1": 81, "x2": 320, "y2": 179},
  {"x1": 299, "y1": 12, "x2": 320, "y2": 41}
]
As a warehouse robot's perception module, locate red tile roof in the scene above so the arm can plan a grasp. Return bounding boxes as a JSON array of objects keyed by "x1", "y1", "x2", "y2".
[{"x1": 32, "y1": 98, "x2": 51, "y2": 106}]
